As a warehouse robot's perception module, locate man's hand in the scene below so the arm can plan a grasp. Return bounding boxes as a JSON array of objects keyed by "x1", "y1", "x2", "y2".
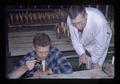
[
  {"x1": 33, "y1": 68, "x2": 53, "y2": 78},
  {"x1": 39, "y1": 68, "x2": 53, "y2": 75},
  {"x1": 33, "y1": 70, "x2": 49, "y2": 78},
  {"x1": 92, "y1": 63, "x2": 101, "y2": 69},
  {"x1": 48, "y1": 68, "x2": 53, "y2": 75},
  {"x1": 26, "y1": 60, "x2": 36, "y2": 70},
  {"x1": 80, "y1": 53, "x2": 88, "y2": 64}
]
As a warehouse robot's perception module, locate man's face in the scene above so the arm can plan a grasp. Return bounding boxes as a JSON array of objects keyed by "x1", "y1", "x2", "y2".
[
  {"x1": 33, "y1": 45, "x2": 50, "y2": 60},
  {"x1": 71, "y1": 13, "x2": 87, "y2": 32}
]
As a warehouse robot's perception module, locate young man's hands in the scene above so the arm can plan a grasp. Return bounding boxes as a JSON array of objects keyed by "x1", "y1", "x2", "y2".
[
  {"x1": 33, "y1": 68, "x2": 53, "y2": 78},
  {"x1": 7, "y1": 60, "x2": 37, "y2": 79},
  {"x1": 25, "y1": 59, "x2": 37, "y2": 70}
]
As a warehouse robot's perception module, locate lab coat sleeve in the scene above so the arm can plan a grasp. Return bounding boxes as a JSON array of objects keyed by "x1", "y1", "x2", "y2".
[
  {"x1": 91, "y1": 21, "x2": 111, "y2": 63},
  {"x1": 67, "y1": 16, "x2": 85, "y2": 56}
]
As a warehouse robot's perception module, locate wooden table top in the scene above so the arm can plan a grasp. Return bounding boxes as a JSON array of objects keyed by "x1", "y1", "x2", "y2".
[{"x1": 27, "y1": 69, "x2": 113, "y2": 79}]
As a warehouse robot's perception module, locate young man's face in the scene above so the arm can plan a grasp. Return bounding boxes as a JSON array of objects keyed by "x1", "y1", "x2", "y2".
[
  {"x1": 71, "y1": 13, "x2": 87, "y2": 32},
  {"x1": 33, "y1": 45, "x2": 50, "y2": 60}
]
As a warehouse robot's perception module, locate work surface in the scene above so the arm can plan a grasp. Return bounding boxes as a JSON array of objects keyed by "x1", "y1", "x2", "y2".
[{"x1": 27, "y1": 69, "x2": 113, "y2": 79}]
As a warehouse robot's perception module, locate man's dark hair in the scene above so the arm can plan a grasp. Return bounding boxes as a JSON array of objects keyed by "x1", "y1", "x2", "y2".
[
  {"x1": 68, "y1": 5, "x2": 86, "y2": 19},
  {"x1": 33, "y1": 33, "x2": 51, "y2": 48}
]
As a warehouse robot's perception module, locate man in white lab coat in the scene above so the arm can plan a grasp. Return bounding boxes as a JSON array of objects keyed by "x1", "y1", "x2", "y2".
[{"x1": 67, "y1": 6, "x2": 112, "y2": 69}]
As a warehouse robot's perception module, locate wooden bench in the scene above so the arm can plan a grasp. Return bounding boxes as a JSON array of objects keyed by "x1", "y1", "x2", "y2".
[
  {"x1": 8, "y1": 30, "x2": 73, "y2": 56},
  {"x1": 8, "y1": 30, "x2": 114, "y2": 57}
]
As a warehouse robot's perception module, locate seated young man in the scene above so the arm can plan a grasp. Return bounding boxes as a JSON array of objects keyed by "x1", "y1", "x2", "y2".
[{"x1": 7, "y1": 33, "x2": 72, "y2": 79}]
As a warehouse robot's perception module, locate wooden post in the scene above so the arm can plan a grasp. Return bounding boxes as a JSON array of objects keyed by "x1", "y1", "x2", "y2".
[
  {"x1": 88, "y1": 4, "x2": 91, "y2": 7},
  {"x1": 20, "y1": 5, "x2": 22, "y2": 9},
  {"x1": 105, "y1": 5, "x2": 109, "y2": 19},
  {"x1": 34, "y1": 5, "x2": 36, "y2": 9},
  {"x1": 48, "y1": 5, "x2": 50, "y2": 9},
  {"x1": 96, "y1": 5, "x2": 99, "y2": 9}
]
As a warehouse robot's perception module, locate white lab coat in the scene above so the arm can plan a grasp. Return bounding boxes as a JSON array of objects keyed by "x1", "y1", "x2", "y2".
[{"x1": 67, "y1": 7, "x2": 112, "y2": 66}]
